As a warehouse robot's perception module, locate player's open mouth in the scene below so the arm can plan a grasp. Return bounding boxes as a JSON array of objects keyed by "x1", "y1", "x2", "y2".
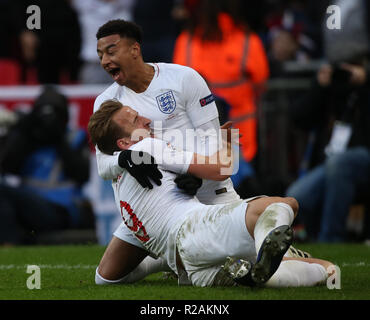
[{"x1": 108, "y1": 67, "x2": 121, "y2": 81}]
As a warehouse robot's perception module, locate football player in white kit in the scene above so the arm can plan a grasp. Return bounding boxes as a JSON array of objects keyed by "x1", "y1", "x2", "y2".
[
  {"x1": 88, "y1": 100, "x2": 335, "y2": 287},
  {"x1": 92, "y1": 19, "x2": 313, "y2": 285}
]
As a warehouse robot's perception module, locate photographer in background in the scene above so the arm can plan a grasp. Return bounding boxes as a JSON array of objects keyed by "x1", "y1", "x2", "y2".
[
  {"x1": 285, "y1": 59, "x2": 370, "y2": 242},
  {"x1": 0, "y1": 86, "x2": 91, "y2": 245},
  {"x1": 285, "y1": 0, "x2": 370, "y2": 243}
]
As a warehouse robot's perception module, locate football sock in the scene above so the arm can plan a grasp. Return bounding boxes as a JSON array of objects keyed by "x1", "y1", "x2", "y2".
[
  {"x1": 95, "y1": 256, "x2": 170, "y2": 285},
  {"x1": 254, "y1": 202, "x2": 294, "y2": 254},
  {"x1": 264, "y1": 260, "x2": 328, "y2": 287}
]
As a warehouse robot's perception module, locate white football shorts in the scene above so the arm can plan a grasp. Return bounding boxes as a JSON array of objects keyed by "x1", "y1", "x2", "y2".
[
  {"x1": 176, "y1": 197, "x2": 262, "y2": 287},
  {"x1": 113, "y1": 222, "x2": 146, "y2": 248}
]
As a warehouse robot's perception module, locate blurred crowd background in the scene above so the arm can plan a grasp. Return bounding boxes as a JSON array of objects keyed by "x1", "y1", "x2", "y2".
[{"x1": 1, "y1": 0, "x2": 370, "y2": 245}]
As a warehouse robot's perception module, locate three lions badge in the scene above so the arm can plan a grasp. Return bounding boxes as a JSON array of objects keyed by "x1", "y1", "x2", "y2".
[{"x1": 156, "y1": 91, "x2": 176, "y2": 114}]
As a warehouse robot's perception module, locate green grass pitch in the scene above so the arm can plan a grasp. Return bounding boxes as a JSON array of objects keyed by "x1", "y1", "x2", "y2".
[{"x1": 0, "y1": 243, "x2": 369, "y2": 300}]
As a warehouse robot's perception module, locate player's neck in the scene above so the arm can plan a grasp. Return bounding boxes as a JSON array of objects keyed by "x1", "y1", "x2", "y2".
[{"x1": 126, "y1": 63, "x2": 155, "y2": 93}]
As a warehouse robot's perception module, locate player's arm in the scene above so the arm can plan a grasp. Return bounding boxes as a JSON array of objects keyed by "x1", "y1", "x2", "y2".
[
  {"x1": 188, "y1": 148, "x2": 233, "y2": 181},
  {"x1": 96, "y1": 139, "x2": 162, "y2": 188},
  {"x1": 187, "y1": 124, "x2": 234, "y2": 181},
  {"x1": 174, "y1": 67, "x2": 225, "y2": 192},
  {"x1": 95, "y1": 146, "x2": 122, "y2": 180},
  {"x1": 150, "y1": 130, "x2": 234, "y2": 182},
  {"x1": 182, "y1": 67, "x2": 240, "y2": 153},
  {"x1": 182, "y1": 67, "x2": 220, "y2": 131}
]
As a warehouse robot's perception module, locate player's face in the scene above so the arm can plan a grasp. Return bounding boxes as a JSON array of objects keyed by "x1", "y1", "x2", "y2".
[
  {"x1": 97, "y1": 34, "x2": 139, "y2": 86},
  {"x1": 113, "y1": 106, "x2": 151, "y2": 147}
]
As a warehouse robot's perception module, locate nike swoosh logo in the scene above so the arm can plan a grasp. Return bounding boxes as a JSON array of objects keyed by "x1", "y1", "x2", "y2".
[{"x1": 127, "y1": 162, "x2": 133, "y2": 168}]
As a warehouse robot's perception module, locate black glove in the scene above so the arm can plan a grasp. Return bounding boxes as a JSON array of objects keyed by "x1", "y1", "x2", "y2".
[
  {"x1": 118, "y1": 150, "x2": 163, "y2": 189},
  {"x1": 174, "y1": 173, "x2": 203, "y2": 196}
]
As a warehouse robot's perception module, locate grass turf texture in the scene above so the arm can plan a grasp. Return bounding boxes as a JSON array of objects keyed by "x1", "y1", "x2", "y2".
[{"x1": 0, "y1": 243, "x2": 369, "y2": 300}]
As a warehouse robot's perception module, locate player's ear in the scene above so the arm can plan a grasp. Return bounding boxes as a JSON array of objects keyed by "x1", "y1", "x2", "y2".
[
  {"x1": 131, "y1": 42, "x2": 141, "y2": 59},
  {"x1": 117, "y1": 137, "x2": 131, "y2": 150}
]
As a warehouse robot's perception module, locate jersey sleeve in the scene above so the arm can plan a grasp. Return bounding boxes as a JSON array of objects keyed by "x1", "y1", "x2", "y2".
[
  {"x1": 131, "y1": 138, "x2": 194, "y2": 174},
  {"x1": 95, "y1": 147, "x2": 123, "y2": 180},
  {"x1": 93, "y1": 93, "x2": 124, "y2": 180},
  {"x1": 182, "y1": 67, "x2": 219, "y2": 128}
]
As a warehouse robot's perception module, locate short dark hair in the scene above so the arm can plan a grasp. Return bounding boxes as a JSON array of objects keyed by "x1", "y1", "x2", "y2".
[
  {"x1": 96, "y1": 19, "x2": 143, "y2": 44},
  {"x1": 88, "y1": 100, "x2": 127, "y2": 155}
]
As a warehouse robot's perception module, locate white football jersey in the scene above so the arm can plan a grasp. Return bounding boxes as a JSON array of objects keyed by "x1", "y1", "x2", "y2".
[
  {"x1": 113, "y1": 137, "x2": 205, "y2": 272},
  {"x1": 94, "y1": 63, "x2": 240, "y2": 204}
]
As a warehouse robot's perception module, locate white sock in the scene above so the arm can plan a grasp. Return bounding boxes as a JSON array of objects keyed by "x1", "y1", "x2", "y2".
[
  {"x1": 265, "y1": 260, "x2": 328, "y2": 287},
  {"x1": 95, "y1": 256, "x2": 170, "y2": 285},
  {"x1": 254, "y1": 202, "x2": 294, "y2": 254}
]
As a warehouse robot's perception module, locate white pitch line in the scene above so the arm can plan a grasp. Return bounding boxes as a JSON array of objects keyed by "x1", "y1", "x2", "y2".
[
  {"x1": 340, "y1": 262, "x2": 369, "y2": 267},
  {"x1": 0, "y1": 264, "x2": 97, "y2": 270},
  {"x1": 0, "y1": 263, "x2": 369, "y2": 270}
]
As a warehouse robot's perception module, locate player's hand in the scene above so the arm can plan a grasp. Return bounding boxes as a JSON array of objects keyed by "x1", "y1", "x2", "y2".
[
  {"x1": 220, "y1": 121, "x2": 233, "y2": 130},
  {"x1": 118, "y1": 150, "x2": 163, "y2": 189},
  {"x1": 174, "y1": 173, "x2": 202, "y2": 196},
  {"x1": 220, "y1": 121, "x2": 241, "y2": 146}
]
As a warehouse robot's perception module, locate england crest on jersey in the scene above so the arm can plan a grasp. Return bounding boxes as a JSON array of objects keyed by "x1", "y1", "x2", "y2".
[{"x1": 156, "y1": 91, "x2": 176, "y2": 114}]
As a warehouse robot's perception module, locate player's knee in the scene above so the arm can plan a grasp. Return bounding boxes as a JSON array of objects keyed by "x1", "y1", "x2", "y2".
[{"x1": 283, "y1": 197, "x2": 299, "y2": 217}]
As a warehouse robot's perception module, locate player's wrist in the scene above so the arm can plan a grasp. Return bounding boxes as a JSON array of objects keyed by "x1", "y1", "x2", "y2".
[{"x1": 118, "y1": 150, "x2": 132, "y2": 169}]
